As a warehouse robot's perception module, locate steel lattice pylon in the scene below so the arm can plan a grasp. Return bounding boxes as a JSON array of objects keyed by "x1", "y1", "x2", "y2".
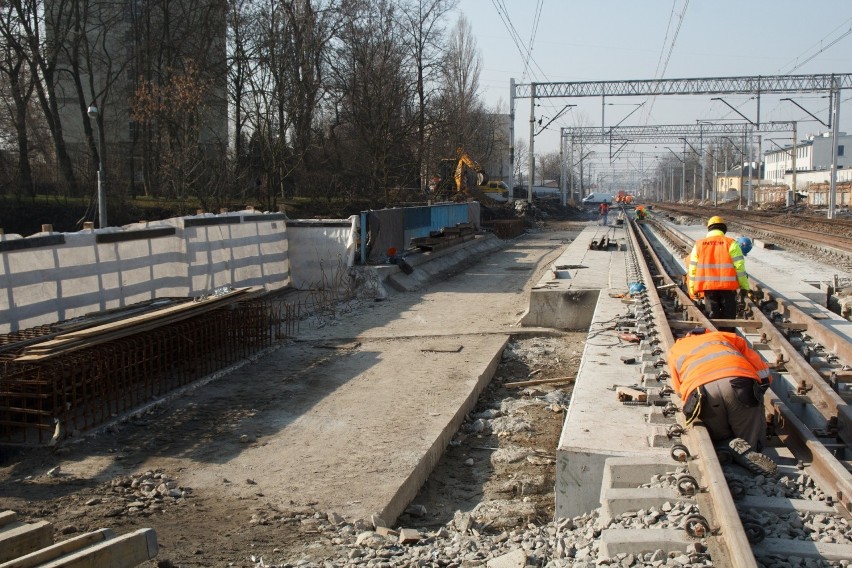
[{"x1": 514, "y1": 74, "x2": 852, "y2": 98}]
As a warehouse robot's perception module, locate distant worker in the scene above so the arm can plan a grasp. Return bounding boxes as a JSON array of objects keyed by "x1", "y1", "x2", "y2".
[
  {"x1": 736, "y1": 236, "x2": 753, "y2": 256},
  {"x1": 599, "y1": 201, "x2": 609, "y2": 226},
  {"x1": 635, "y1": 205, "x2": 647, "y2": 221},
  {"x1": 668, "y1": 329, "x2": 776, "y2": 476},
  {"x1": 687, "y1": 216, "x2": 750, "y2": 320}
]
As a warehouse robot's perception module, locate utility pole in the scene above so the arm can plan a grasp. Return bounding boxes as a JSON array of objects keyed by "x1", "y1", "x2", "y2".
[
  {"x1": 560, "y1": 128, "x2": 566, "y2": 206},
  {"x1": 509, "y1": 79, "x2": 515, "y2": 204},
  {"x1": 528, "y1": 83, "x2": 536, "y2": 205},
  {"x1": 829, "y1": 76, "x2": 840, "y2": 219},
  {"x1": 699, "y1": 125, "x2": 706, "y2": 201},
  {"x1": 681, "y1": 139, "x2": 686, "y2": 202},
  {"x1": 739, "y1": 128, "x2": 746, "y2": 209},
  {"x1": 569, "y1": 137, "x2": 575, "y2": 203},
  {"x1": 790, "y1": 121, "x2": 797, "y2": 207}
]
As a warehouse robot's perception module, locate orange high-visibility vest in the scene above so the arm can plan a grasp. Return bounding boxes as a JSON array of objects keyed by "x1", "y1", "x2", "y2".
[
  {"x1": 691, "y1": 235, "x2": 739, "y2": 292},
  {"x1": 667, "y1": 331, "x2": 770, "y2": 401}
]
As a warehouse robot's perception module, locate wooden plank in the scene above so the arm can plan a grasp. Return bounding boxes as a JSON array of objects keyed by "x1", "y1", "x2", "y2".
[
  {"x1": 0, "y1": 521, "x2": 53, "y2": 563},
  {"x1": 708, "y1": 318, "x2": 763, "y2": 329},
  {"x1": 38, "y1": 528, "x2": 158, "y2": 568},
  {"x1": 0, "y1": 511, "x2": 17, "y2": 528},
  {"x1": 16, "y1": 288, "x2": 264, "y2": 362},
  {"x1": 617, "y1": 387, "x2": 648, "y2": 402},
  {"x1": 0, "y1": 529, "x2": 115, "y2": 568},
  {"x1": 504, "y1": 376, "x2": 575, "y2": 388}
]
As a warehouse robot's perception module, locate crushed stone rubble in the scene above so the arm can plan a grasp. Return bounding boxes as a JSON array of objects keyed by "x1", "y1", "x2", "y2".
[
  {"x1": 102, "y1": 469, "x2": 191, "y2": 517},
  {"x1": 246, "y1": 467, "x2": 715, "y2": 568},
  {"x1": 239, "y1": 464, "x2": 852, "y2": 567},
  {"x1": 247, "y1": 505, "x2": 712, "y2": 568},
  {"x1": 725, "y1": 467, "x2": 852, "y2": 567}
]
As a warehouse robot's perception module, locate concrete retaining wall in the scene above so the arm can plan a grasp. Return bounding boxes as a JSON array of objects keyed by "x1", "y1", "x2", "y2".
[{"x1": 0, "y1": 212, "x2": 359, "y2": 334}]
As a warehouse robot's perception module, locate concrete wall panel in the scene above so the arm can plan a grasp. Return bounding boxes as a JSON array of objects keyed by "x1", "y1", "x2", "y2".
[
  {"x1": 287, "y1": 217, "x2": 356, "y2": 290},
  {"x1": 0, "y1": 213, "x2": 294, "y2": 334}
]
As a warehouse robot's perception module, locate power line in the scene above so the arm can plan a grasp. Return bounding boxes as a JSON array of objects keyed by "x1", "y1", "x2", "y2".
[
  {"x1": 491, "y1": 0, "x2": 550, "y2": 83},
  {"x1": 643, "y1": 0, "x2": 689, "y2": 125},
  {"x1": 780, "y1": 17, "x2": 852, "y2": 75}
]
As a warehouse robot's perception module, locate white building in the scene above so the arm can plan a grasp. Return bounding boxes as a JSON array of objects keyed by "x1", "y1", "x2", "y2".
[{"x1": 764, "y1": 132, "x2": 852, "y2": 187}]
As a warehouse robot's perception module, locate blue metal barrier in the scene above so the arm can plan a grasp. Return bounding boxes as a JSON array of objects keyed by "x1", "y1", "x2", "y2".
[{"x1": 360, "y1": 203, "x2": 473, "y2": 264}]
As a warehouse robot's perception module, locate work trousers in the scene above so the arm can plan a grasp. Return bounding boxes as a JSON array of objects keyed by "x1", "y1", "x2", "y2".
[
  {"x1": 600, "y1": 212, "x2": 608, "y2": 225},
  {"x1": 699, "y1": 376, "x2": 767, "y2": 450},
  {"x1": 704, "y1": 290, "x2": 738, "y2": 320}
]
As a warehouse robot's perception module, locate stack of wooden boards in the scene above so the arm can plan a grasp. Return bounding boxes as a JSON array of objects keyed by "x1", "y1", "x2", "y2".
[
  {"x1": 410, "y1": 224, "x2": 477, "y2": 252},
  {"x1": 14, "y1": 287, "x2": 262, "y2": 362},
  {"x1": 0, "y1": 510, "x2": 157, "y2": 567}
]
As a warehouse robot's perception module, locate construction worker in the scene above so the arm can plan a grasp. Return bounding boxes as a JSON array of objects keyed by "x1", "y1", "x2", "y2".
[
  {"x1": 668, "y1": 329, "x2": 776, "y2": 476},
  {"x1": 635, "y1": 205, "x2": 647, "y2": 221},
  {"x1": 599, "y1": 201, "x2": 609, "y2": 225},
  {"x1": 687, "y1": 216, "x2": 750, "y2": 320}
]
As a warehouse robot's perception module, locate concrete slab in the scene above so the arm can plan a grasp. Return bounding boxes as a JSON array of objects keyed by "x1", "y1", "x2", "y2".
[
  {"x1": 752, "y1": 537, "x2": 852, "y2": 562},
  {"x1": 135, "y1": 228, "x2": 584, "y2": 528},
  {"x1": 553, "y1": 228, "x2": 678, "y2": 518},
  {"x1": 520, "y1": 225, "x2": 628, "y2": 329},
  {"x1": 599, "y1": 528, "x2": 695, "y2": 557}
]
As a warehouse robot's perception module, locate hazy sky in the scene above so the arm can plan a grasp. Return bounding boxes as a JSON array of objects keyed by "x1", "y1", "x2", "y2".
[{"x1": 454, "y1": 0, "x2": 852, "y2": 172}]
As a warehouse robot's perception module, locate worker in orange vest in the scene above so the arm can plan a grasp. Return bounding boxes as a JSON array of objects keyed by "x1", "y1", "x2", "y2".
[
  {"x1": 668, "y1": 328, "x2": 776, "y2": 476},
  {"x1": 599, "y1": 201, "x2": 609, "y2": 225},
  {"x1": 687, "y1": 215, "x2": 750, "y2": 320}
]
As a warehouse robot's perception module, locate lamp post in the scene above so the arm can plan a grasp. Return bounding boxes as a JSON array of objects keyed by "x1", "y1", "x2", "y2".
[{"x1": 87, "y1": 102, "x2": 107, "y2": 228}]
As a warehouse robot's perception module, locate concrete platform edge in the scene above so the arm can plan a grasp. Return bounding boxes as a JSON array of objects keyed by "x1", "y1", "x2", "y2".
[{"x1": 378, "y1": 334, "x2": 510, "y2": 524}]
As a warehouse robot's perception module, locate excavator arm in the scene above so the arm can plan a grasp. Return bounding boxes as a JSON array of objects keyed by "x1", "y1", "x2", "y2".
[{"x1": 453, "y1": 148, "x2": 489, "y2": 195}]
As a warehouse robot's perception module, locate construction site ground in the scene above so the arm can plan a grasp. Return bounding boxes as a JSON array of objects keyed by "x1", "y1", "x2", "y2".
[{"x1": 0, "y1": 213, "x2": 592, "y2": 567}]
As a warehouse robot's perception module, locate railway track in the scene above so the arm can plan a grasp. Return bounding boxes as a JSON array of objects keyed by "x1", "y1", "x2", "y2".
[
  {"x1": 654, "y1": 204, "x2": 852, "y2": 273},
  {"x1": 622, "y1": 210, "x2": 852, "y2": 567}
]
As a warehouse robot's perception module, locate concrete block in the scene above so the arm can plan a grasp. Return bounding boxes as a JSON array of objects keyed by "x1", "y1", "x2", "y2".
[
  {"x1": 600, "y1": 487, "x2": 693, "y2": 526},
  {"x1": 648, "y1": 427, "x2": 676, "y2": 448},
  {"x1": 599, "y1": 528, "x2": 695, "y2": 557},
  {"x1": 600, "y1": 456, "x2": 679, "y2": 488},
  {"x1": 486, "y1": 548, "x2": 527, "y2": 568},
  {"x1": 645, "y1": 407, "x2": 671, "y2": 425},
  {"x1": 397, "y1": 528, "x2": 420, "y2": 544}
]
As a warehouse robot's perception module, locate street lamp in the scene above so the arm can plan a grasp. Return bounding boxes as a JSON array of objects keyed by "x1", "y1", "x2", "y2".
[{"x1": 87, "y1": 102, "x2": 107, "y2": 228}]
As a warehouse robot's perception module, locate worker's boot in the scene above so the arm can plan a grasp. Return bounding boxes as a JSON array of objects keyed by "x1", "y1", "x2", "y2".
[{"x1": 728, "y1": 438, "x2": 777, "y2": 477}]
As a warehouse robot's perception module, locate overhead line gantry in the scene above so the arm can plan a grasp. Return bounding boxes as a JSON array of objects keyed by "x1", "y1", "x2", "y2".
[{"x1": 510, "y1": 73, "x2": 852, "y2": 215}]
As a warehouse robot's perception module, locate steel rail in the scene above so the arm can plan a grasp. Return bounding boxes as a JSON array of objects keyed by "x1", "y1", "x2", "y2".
[
  {"x1": 627, "y1": 214, "x2": 757, "y2": 568},
  {"x1": 769, "y1": 397, "x2": 852, "y2": 519},
  {"x1": 647, "y1": 213, "x2": 852, "y2": 445},
  {"x1": 642, "y1": 211, "x2": 852, "y2": 523}
]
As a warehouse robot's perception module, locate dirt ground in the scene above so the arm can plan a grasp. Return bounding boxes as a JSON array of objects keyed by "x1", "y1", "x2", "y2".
[{"x1": 0, "y1": 217, "x2": 591, "y2": 567}]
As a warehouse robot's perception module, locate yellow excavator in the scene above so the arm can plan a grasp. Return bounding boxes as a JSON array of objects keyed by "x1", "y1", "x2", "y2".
[{"x1": 431, "y1": 147, "x2": 495, "y2": 203}]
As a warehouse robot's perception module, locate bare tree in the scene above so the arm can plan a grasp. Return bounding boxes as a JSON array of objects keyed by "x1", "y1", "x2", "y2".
[
  {"x1": 398, "y1": 0, "x2": 456, "y2": 191},
  {"x1": 11, "y1": 0, "x2": 80, "y2": 194},
  {"x1": 0, "y1": 3, "x2": 36, "y2": 196},
  {"x1": 329, "y1": 0, "x2": 418, "y2": 203}
]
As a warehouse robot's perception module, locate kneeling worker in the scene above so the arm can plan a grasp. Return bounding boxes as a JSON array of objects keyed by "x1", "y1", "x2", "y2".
[{"x1": 668, "y1": 329, "x2": 777, "y2": 476}]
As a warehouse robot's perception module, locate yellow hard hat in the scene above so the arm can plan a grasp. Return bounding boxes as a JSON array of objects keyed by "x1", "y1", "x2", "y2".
[{"x1": 707, "y1": 215, "x2": 725, "y2": 227}]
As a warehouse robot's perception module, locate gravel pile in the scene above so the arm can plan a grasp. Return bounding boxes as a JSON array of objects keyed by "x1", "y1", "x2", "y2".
[{"x1": 251, "y1": 506, "x2": 712, "y2": 568}]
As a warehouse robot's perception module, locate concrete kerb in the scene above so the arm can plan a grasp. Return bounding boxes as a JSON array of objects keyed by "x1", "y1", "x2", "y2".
[{"x1": 377, "y1": 335, "x2": 509, "y2": 525}]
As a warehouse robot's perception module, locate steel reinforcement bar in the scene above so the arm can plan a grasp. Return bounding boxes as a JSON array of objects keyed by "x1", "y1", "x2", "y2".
[{"x1": 0, "y1": 298, "x2": 296, "y2": 445}]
